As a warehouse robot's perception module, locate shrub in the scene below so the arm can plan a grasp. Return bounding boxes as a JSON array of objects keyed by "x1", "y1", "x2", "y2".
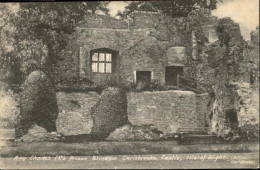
[
  {"x1": 90, "y1": 86, "x2": 128, "y2": 139},
  {"x1": 238, "y1": 124, "x2": 259, "y2": 141},
  {"x1": 15, "y1": 70, "x2": 59, "y2": 138},
  {"x1": 149, "y1": 79, "x2": 168, "y2": 91}
]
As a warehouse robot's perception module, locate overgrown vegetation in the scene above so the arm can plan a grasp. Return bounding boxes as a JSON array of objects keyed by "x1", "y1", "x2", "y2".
[
  {"x1": 15, "y1": 70, "x2": 58, "y2": 138},
  {"x1": 117, "y1": 0, "x2": 221, "y2": 19},
  {"x1": 0, "y1": 2, "x2": 109, "y2": 85},
  {"x1": 91, "y1": 87, "x2": 128, "y2": 139}
]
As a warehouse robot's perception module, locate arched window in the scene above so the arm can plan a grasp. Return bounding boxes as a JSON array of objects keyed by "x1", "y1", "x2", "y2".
[{"x1": 91, "y1": 48, "x2": 116, "y2": 73}]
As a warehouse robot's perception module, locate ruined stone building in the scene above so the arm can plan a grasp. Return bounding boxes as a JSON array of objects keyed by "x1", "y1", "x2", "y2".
[
  {"x1": 1, "y1": 6, "x2": 258, "y2": 143},
  {"x1": 53, "y1": 10, "x2": 219, "y2": 89},
  {"x1": 49, "y1": 9, "x2": 258, "y2": 138},
  {"x1": 250, "y1": 26, "x2": 259, "y2": 45},
  {"x1": 49, "y1": 10, "x2": 225, "y2": 136}
]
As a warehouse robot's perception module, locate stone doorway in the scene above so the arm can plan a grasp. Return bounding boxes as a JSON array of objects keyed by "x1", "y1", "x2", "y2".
[
  {"x1": 136, "y1": 71, "x2": 152, "y2": 90},
  {"x1": 165, "y1": 66, "x2": 183, "y2": 86}
]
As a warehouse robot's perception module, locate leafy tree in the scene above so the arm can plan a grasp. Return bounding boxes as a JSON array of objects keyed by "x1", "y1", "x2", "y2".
[
  {"x1": 0, "y1": 4, "x2": 18, "y2": 83},
  {"x1": 117, "y1": 0, "x2": 222, "y2": 19},
  {"x1": 17, "y1": 2, "x2": 109, "y2": 70},
  {"x1": 1, "y1": 2, "x2": 109, "y2": 84}
]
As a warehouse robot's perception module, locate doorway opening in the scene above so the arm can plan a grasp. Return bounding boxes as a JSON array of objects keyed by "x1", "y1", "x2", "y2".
[
  {"x1": 165, "y1": 66, "x2": 183, "y2": 86},
  {"x1": 136, "y1": 71, "x2": 152, "y2": 90}
]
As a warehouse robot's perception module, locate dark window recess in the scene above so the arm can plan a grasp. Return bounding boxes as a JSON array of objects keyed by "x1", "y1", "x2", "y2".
[
  {"x1": 225, "y1": 108, "x2": 239, "y2": 130},
  {"x1": 136, "y1": 71, "x2": 151, "y2": 90},
  {"x1": 165, "y1": 66, "x2": 183, "y2": 86}
]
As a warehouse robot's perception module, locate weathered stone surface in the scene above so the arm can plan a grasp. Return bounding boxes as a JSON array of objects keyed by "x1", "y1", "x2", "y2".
[
  {"x1": 56, "y1": 91, "x2": 100, "y2": 135},
  {"x1": 184, "y1": 15, "x2": 253, "y2": 139},
  {"x1": 166, "y1": 46, "x2": 187, "y2": 66},
  {"x1": 54, "y1": 90, "x2": 210, "y2": 136},
  {"x1": 53, "y1": 12, "x2": 187, "y2": 87},
  {"x1": 127, "y1": 90, "x2": 210, "y2": 134},
  {"x1": 106, "y1": 124, "x2": 163, "y2": 141},
  {"x1": 233, "y1": 83, "x2": 259, "y2": 139},
  {"x1": 91, "y1": 87, "x2": 128, "y2": 139},
  {"x1": 17, "y1": 125, "x2": 62, "y2": 142},
  {"x1": 15, "y1": 70, "x2": 58, "y2": 138}
]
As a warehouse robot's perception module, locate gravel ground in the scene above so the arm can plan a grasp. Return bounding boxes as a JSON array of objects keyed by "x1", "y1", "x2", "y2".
[{"x1": 1, "y1": 141, "x2": 258, "y2": 157}]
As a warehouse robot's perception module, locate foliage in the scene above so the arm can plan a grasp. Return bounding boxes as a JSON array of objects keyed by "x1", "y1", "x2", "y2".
[
  {"x1": 149, "y1": 79, "x2": 169, "y2": 91},
  {"x1": 0, "y1": 4, "x2": 19, "y2": 83},
  {"x1": 117, "y1": 0, "x2": 221, "y2": 19},
  {"x1": 125, "y1": 79, "x2": 168, "y2": 92},
  {"x1": 55, "y1": 76, "x2": 95, "y2": 92},
  {"x1": 15, "y1": 70, "x2": 59, "y2": 138},
  {"x1": 16, "y1": 2, "x2": 108, "y2": 66},
  {"x1": 1, "y1": 2, "x2": 109, "y2": 84},
  {"x1": 238, "y1": 124, "x2": 259, "y2": 141},
  {"x1": 217, "y1": 17, "x2": 244, "y2": 48},
  {"x1": 186, "y1": 9, "x2": 216, "y2": 43},
  {"x1": 91, "y1": 87, "x2": 128, "y2": 139},
  {"x1": 17, "y1": 125, "x2": 62, "y2": 142}
]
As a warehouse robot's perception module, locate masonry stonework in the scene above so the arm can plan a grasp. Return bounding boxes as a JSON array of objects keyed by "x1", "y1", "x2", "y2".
[
  {"x1": 127, "y1": 90, "x2": 210, "y2": 134},
  {"x1": 55, "y1": 90, "x2": 209, "y2": 135},
  {"x1": 56, "y1": 91, "x2": 100, "y2": 135},
  {"x1": 53, "y1": 12, "x2": 189, "y2": 86}
]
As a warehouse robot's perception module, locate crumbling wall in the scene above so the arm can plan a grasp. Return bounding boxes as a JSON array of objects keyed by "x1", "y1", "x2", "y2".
[
  {"x1": 54, "y1": 13, "x2": 188, "y2": 87},
  {"x1": 127, "y1": 90, "x2": 210, "y2": 134},
  {"x1": 232, "y1": 83, "x2": 259, "y2": 139},
  {"x1": 56, "y1": 91, "x2": 100, "y2": 135},
  {"x1": 55, "y1": 90, "x2": 209, "y2": 136},
  {"x1": 185, "y1": 11, "x2": 255, "y2": 138}
]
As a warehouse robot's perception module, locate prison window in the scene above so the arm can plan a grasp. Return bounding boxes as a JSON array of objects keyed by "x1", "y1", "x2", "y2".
[{"x1": 91, "y1": 52, "x2": 112, "y2": 73}]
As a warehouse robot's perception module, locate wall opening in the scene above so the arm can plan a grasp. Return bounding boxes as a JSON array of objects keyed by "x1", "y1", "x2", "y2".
[
  {"x1": 165, "y1": 66, "x2": 183, "y2": 86},
  {"x1": 136, "y1": 71, "x2": 151, "y2": 90},
  {"x1": 225, "y1": 108, "x2": 238, "y2": 130},
  {"x1": 90, "y1": 48, "x2": 118, "y2": 74}
]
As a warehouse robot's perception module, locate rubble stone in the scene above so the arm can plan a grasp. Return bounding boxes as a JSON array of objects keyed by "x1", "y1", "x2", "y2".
[
  {"x1": 17, "y1": 125, "x2": 63, "y2": 142},
  {"x1": 106, "y1": 124, "x2": 163, "y2": 141}
]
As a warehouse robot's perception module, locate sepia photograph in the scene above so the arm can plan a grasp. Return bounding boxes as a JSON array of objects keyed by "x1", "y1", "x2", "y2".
[{"x1": 0, "y1": 0, "x2": 259, "y2": 169}]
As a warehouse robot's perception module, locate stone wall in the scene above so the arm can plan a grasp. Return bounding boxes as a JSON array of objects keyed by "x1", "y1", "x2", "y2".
[
  {"x1": 196, "y1": 93, "x2": 211, "y2": 127},
  {"x1": 56, "y1": 91, "x2": 100, "y2": 135},
  {"x1": 232, "y1": 82, "x2": 259, "y2": 138},
  {"x1": 127, "y1": 90, "x2": 210, "y2": 134},
  {"x1": 53, "y1": 12, "x2": 189, "y2": 86},
  {"x1": 166, "y1": 47, "x2": 187, "y2": 66},
  {"x1": 55, "y1": 90, "x2": 209, "y2": 135}
]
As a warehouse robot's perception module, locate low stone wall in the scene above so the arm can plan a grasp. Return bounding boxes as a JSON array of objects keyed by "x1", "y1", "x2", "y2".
[
  {"x1": 56, "y1": 90, "x2": 210, "y2": 135},
  {"x1": 56, "y1": 91, "x2": 100, "y2": 135},
  {"x1": 2, "y1": 89, "x2": 209, "y2": 136},
  {"x1": 127, "y1": 90, "x2": 210, "y2": 134}
]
